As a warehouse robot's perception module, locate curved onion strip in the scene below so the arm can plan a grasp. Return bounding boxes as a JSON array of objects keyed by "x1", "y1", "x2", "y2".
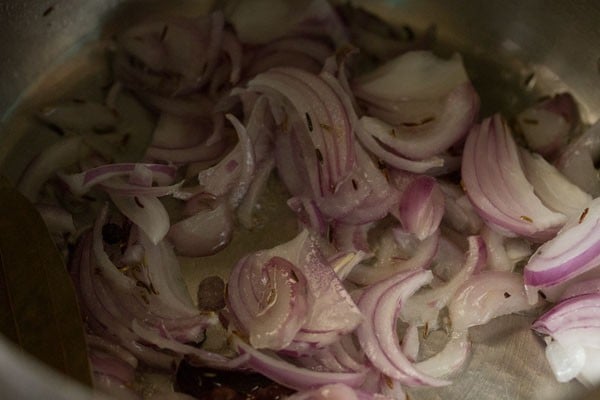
[
  {"x1": 532, "y1": 293, "x2": 600, "y2": 386},
  {"x1": 232, "y1": 336, "x2": 367, "y2": 391},
  {"x1": 221, "y1": 31, "x2": 242, "y2": 84},
  {"x1": 197, "y1": 114, "x2": 256, "y2": 207},
  {"x1": 349, "y1": 229, "x2": 439, "y2": 286},
  {"x1": 524, "y1": 197, "x2": 600, "y2": 291},
  {"x1": 60, "y1": 163, "x2": 177, "y2": 196},
  {"x1": 168, "y1": 199, "x2": 233, "y2": 257},
  {"x1": 246, "y1": 37, "x2": 332, "y2": 77},
  {"x1": 449, "y1": 271, "x2": 538, "y2": 332},
  {"x1": 520, "y1": 148, "x2": 591, "y2": 217},
  {"x1": 396, "y1": 175, "x2": 444, "y2": 240},
  {"x1": 401, "y1": 235, "x2": 486, "y2": 328},
  {"x1": 18, "y1": 136, "x2": 91, "y2": 201},
  {"x1": 556, "y1": 121, "x2": 600, "y2": 196},
  {"x1": 238, "y1": 156, "x2": 275, "y2": 227},
  {"x1": 131, "y1": 320, "x2": 246, "y2": 369},
  {"x1": 438, "y1": 181, "x2": 482, "y2": 234},
  {"x1": 358, "y1": 83, "x2": 478, "y2": 160},
  {"x1": 354, "y1": 51, "x2": 469, "y2": 101},
  {"x1": 461, "y1": 114, "x2": 566, "y2": 240},
  {"x1": 516, "y1": 93, "x2": 579, "y2": 158},
  {"x1": 248, "y1": 67, "x2": 355, "y2": 195},
  {"x1": 481, "y1": 225, "x2": 531, "y2": 272},
  {"x1": 110, "y1": 194, "x2": 170, "y2": 245},
  {"x1": 401, "y1": 324, "x2": 420, "y2": 363},
  {"x1": 227, "y1": 254, "x2": 309, "y2": 350},
  {"x1": 355, "y1": 118, "x2": 445, "y2": 173},
  {"x1": 414, "y1": 331, "x2": 470, "y2": 378},
  {"x1": 356, "y1": 269, "x2": 449, "y2": 386}
]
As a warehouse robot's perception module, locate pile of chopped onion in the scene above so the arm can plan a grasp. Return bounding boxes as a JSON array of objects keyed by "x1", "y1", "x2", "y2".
[{"x1": 17, "y1": 0, "x2": 600, "y2": 398}]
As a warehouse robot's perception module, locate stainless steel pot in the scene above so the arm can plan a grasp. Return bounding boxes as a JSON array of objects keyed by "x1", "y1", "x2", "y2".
[{"x1": 1, "y1": 1, "x2": 600, "y2": 399}]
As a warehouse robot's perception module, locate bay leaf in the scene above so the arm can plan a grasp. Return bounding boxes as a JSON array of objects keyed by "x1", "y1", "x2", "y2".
[{"x1": 0, "y1": 176, "x2": 92, "y2": 386}]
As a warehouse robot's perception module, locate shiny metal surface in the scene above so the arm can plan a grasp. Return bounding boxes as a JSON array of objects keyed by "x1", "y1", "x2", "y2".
[{"x1": 1, "y1": 1, "x2": 600, "y2": 399}]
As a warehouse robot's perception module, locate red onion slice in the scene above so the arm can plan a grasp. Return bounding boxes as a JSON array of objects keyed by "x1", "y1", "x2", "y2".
[
  {"x1": 520, "y1": 148, "x2": 591, "y2": 217},
  {"x1": 197, "y1": 114, "x2": 256, "y2": 207},
  {"x1": 414, "y1": 331, "x2": 470, "y2": 378},
  {"x1": 516, "y1": 93, "x2": 579, "y2": 159},
  {"x1": 18, "y1": 136, "x2": 91, "y2": 201},
  {"x1": 532, "y1": 293, "x2": 600, "y2": 386},
  {"x1": 524, "y1": 197, "x2": 600, "y2": 295},
  {"x1": 357, "y1": 82, "x2": 478, "y2": 160},
  {"x1": 60, "y1": 162, "x2": 177, "y2": 196},
  {"x1": 168, "y1": 199, "x2": 233, "y2": 257},
  {"x1": 461, "y1": 114, "x2": 567, "y2": 240},
  {"x1": 356, "y1": 269, "x2": 450, "y2": 387},
  {"x1": 248, "y1": 67, "x2": 355, "y2": 197},
  {"x1": 401, "y1": 236, "x2": 486, "y2": 328},
  {"x1": 232, "y1": 336, "x2": 367, "y2": 391},
  {"x1": 354, "y1": 51, "x2": 468, "y2": 101},
  {"x1": 395, "y1": 175, "x2": 444, "y2": 240},
  {"x1": 349, "y1": 229, "x2": 439, "y2": 286},
  {"x1": 449, "y1": 271, "x2": 538, "y2": 332},
  {"x1": 110, "y1": 194, "x2": 170, "y2": 245}
]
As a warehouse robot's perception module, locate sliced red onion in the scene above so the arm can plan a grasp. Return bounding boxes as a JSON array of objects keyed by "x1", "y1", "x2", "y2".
[
  {"x1": 227, "y1": 230, "x2": 362, "y2": 351},
  {"x1": 532, "y1": 293, "x2": 600, "y2": 387},
  {"x1": 110, "y1": 194, "x2": 169, "y2": 245},
  {"x1": 461, "y1": 114, "x2": 567, "y2": 240},
  {"x1": 60, "y1": 162, "x2": 177, "y2": 196},
  {"x1": 449, "y1": 271, "x2": 538, "y2": 332},
  {"x1": 18, "y1": 136, "x2": 91, "y2": 201},
  {"x1": 356, "y1": 83, "x2": 478, "y2": 160},
  {"x1": 349, "y1": 229, "x2": 439, "y2": 286},
  {"x1": 335, "y1": 143, "x2": 397, "y2": 225},
  {"x1": 481, "y1": 225, "x2": 531, "y2": 272},
  {"x1": 245, "y1": 37, "x2": 332, "y2": 77},
  {"x1": 331, "y1": 222, "x2": 373, "y2": 253},
  {"x1": 232, "y1": 336, "x2": 367, "y2": 391},
  {"x1": 401, "y1": 324, "x2": 420, "y2": 363},
  {"x1": 355, "y1": 51, "x2": 469, "y2": 101},
  {"x1": 288, "y1": 196, "x2": 329, "y2": 236},
  {"x1": 437, "y1": 181, "x2": 481, "y2": 235},
  {"x1": 555, "y1": 121, "x2": 600, "y2": 196},
  {"x1": 414, "y1": 331, "x2": 470, "y2": 378},
  {"x1": 401, "y1": 236, "x2": 486, "y2": 329},
  {"x1": 516, "y1": 93, "x2": 579, "y2": 159},
  {"x1": 524, "y1": 197, "x2": 600, "y2": 297},
  {"x1": 227, "y1": 253, "x2": 309, "y2": 350},
  {"x1": 248, "y1": 67, "x2": 355, "y2": 198},
  {"x1": 520, "y1": 148, "x2": 591, "y2": 217},
  {"x1": 221, "y1": 31, "x2": 242, "y2": 84},
  {"x1": 395, "y1": 176, "x2": 444, "y2": 240},
  {"x1": 146, "y1": 137, "x2": 227, "y2": 164},
  {"x1": 356, "y1": 268, "x2": 449, "y2": 387},
  {"x1": 197, "y1": 114, "x2": 256, "y2": 207},
  {"x1": 150, "y1": 113, "x2": 208, "y2": 150},
  {"x1": 114, "y1": 12, "x2": 225, "y2": 96},
  {"x1": 38, "y1": 99, "x2": 118, "y2": 134},
  {"x1": 168, "y1": 199, "x2": 233, "y2": 257},
  {"x1": 238, "y1": 158, "x2": 275, "y2": 229}
]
